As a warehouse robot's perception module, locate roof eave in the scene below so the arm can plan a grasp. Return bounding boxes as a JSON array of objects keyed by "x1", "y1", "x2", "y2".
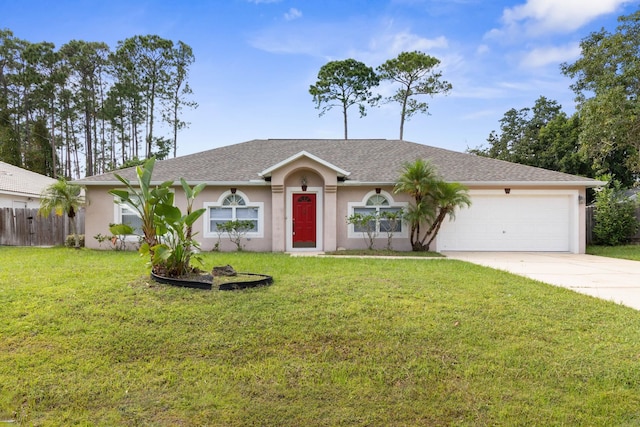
[
  {"x1": 341, "y1": 181, "x2": 395, "y2": 186},
  {"x1": 76, "y1": 180, "x2": 271, "y2": 187},
  {"x1": 259, "y1": 150, "x2": 351, "y2": 178},
  {"x1": 459, "y1": 180, "x2": 605, "y2": 188},
  {"x1": 0, "y1": 189, "x2": 42, "y2": 197},
  {"x1": 341, "y1": 180, "x2": 605, "y2": 187}
]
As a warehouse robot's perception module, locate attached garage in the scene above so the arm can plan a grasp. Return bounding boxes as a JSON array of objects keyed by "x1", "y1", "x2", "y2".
[{"x1": 437, "y1": 190, "x2": 579, "y2": 252}]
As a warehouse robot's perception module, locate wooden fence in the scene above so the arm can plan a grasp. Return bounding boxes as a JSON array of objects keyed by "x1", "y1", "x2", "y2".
[
  {"x1": 0, "y1": 207, "x2": 85, "y2": 247},
  {"x1": 586, "y1": 205, "x2": 640, "y2": 245}
]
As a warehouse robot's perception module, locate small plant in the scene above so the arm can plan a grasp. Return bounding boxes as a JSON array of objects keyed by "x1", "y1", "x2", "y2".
[
  {"x1": 212, "y1": 227, "x2": 225, "y2": 252},
  {"x1": 379, "y1": 210, "x2": 403, "y2": 250},
  {"x1": 94, "y1": 224, "x2": 137, "y2": 251},
  {"x1": 109, "y1": 223, "x2": 135, "y2": 251},
  {"x1": 93, "y1": 233, "x2": 111, "y2": 249},
  {"x1": 347, "y1": 212, "x2": 378, "y2": 250},
  {"x1": 65, "y1": 234, "x2": 85, "y2": 248},
  {"x1": 217, "y1": 220, "x2": 255, "y2": 251}
]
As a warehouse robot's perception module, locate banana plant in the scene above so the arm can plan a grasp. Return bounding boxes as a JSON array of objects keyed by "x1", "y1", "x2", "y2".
[
  {"x1": 110, "y1": 157, "x2": 207, "y2": 276},
  {"x1": 150, "y1": 179, "x2": 206, "y2": 276},
  {"x1": 109, "y1": 157, "x2": 173, "y2": 271}
]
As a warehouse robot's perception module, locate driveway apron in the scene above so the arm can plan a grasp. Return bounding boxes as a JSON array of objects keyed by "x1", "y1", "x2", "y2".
[{"x1": 442, "y1": 252, "x2": 640, "y2": 311}]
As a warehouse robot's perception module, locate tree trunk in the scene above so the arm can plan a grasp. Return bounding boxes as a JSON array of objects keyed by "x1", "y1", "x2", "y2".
[
  {"x1": 84, "y1": 102, "x2": 93, "y2": 176},
  {"x1": 343, "y1": 105, "x2": 348, "y2": 139},
  {"x1": 424, "y1": 208, "x2": 449, "y2": 250},
  {"x1": 49, "y1": 100, "x2": 57, "y2": 178},
  {"x1": 172, "y1": 90, "x2": 179, "y2": 158},
  {"x1": 68, "y1": 207, "x2": 79, "y2": 248},
  {"x1": 400, "y1": 93, "x2": 409, "y2": 140},
  {"x1": 147, "y1": 78, "x2": 156, "y2": 158}
]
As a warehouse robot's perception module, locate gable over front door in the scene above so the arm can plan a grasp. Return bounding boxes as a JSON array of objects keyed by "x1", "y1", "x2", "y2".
[{"x1": 292, "y1": 193, "x2": 316, "y2": 248}]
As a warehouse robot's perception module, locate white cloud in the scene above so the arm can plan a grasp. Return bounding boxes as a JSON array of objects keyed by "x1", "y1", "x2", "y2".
[
  {"x1": 250, "y1": 18, "x2": 450, "y2": 65},
  {"x1": 284, "y1": 8, "x2": 302, "y2": 21},
  {"x1": 476, "y1": 44, "x2": 490, "y2": 55},
  {"x1": 356, "y1": 25, "x2": 450, "y2": 64},
  {"x1": 519, "y1": 42, "x2": 581, "y2": 68},
  {"x1": 249, "y1": 22, "x2": 349, "y2": 57},
  {"x1": 500, "y1": 0, "x2": 634, "y2": 35},
  {"x1": 389, "y1": 32, "x2": 448, "y2": 53}
]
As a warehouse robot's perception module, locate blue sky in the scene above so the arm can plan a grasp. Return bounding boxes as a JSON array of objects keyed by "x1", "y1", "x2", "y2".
[{"x1": 1, "y1": 0, "x2": 638, "y2": 156}]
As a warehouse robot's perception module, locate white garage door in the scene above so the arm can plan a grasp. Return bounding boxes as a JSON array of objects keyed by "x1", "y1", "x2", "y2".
[{"x1": 438, "y1": 194, "x2": 572, "y2": 252}]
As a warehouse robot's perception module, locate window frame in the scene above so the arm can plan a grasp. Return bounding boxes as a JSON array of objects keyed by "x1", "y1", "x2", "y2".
[
  {"x1": 347, "y1": 190, "x2": 408, "y2": 239},
  {"x1": 113, "y1": 196, "x2": 144, "y2": 241},
  {"x1": 204, "y1": 190, "x2": 264, "y2": 238}
]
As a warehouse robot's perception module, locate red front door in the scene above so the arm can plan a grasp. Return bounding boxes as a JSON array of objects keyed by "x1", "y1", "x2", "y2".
[{"x1": 293, "y1": 193, "x2": 316, "y2": 248}]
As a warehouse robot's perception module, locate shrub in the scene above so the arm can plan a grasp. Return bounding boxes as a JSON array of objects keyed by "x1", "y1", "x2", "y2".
[
  {"x1": 593, "y1": 177, "x2": 639, "y2": 246},
  {"x1": 346, "y1": 212, "x2": 378, "y2": 250},
  {"x1": 217, "y1": 220, "x2": 255, "y2": 251},
  {"x1": 380, "y1": 210, "x2": 403, "y2": 250},
  {"x1": 65, "y1": 234, "x2": 85, "y2": 248}
]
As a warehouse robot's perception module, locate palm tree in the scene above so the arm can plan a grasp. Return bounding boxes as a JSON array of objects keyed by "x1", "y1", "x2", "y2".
[
  {"x1": 39, "y1": 179, "x2": 85, "y2": 248},
  {"x1": 423, "y1": 181, "x2": 471, "y2": 250},
  {"x1": 394, "y1": 159, "x2": 471, "y2": 251},
  {"x1": 393, "y1": 159, "x2": 440, "y2": 251}
]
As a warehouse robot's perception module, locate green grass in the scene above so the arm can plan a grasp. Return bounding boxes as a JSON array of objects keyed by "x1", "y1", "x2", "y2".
[
  {"x1": 324, "y1": 248, "x2": 443, "y2": 257},
  {"x1": 587, "y1": 244, "x2": 640, "y2": 261},
  {"x1": 1, "y1": 247, "x2": 640, "y2": 426}
]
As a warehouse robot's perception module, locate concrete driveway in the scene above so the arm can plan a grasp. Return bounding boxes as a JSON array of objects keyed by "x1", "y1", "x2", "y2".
[{"x1": 442, "y1": 252, "x2": 640, "y2": 311}]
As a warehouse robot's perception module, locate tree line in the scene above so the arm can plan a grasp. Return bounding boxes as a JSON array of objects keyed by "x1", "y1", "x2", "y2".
[
  {"x1": 470, "y1": 9, "x2": 640, "y2": 187},
  {"x1": 0, "y1": 30, "x2": 196, "y2": 179}
]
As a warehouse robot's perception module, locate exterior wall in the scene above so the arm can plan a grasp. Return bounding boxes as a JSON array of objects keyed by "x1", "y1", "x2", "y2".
[
  {"x1": 84, "y1": 184, "x2": 273, "y2": 251},
  {"x1": 270, "y1": 157, "x2": 338, "y2": 252},
  {"x1": 198, "y1": 186, "x2": 272, "y2": 252},
  {"x1": 578, "y1": 187, "x2": 587, "y2": 254},
  {"x1": 84, "y1": 181, "x2": 591, "y2": 254},
  {"x1": 0, "y1": 193, "x2": 42, "y2": 209},
  {"x1": 336, "y1": 186, "x2": 413, "y2": 251},
  {"x1": 84, "y1": 187, "x2": 119, "y2": 249}
]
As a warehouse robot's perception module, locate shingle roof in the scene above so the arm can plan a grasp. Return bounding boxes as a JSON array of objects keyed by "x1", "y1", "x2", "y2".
[
  {"x1": 76, "y1": 139, "x2": 601, "y2": 186},
  {"x1": 0, "y1": 161, "x2": 57, "y2": 196}
]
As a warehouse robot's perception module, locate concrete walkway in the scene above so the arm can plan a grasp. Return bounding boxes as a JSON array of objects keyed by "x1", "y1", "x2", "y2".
[{"x1": 443, "y1": 252, "x2": 640, "y2": 311}]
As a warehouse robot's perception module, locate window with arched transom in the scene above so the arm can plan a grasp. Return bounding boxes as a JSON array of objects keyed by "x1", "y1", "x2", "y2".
[
  {"x1": 204, "y1": 191, "x2": 264, "y2": 238},
  {"x1": 348, "y1": 191, "x2": 407, "y2": 237}
]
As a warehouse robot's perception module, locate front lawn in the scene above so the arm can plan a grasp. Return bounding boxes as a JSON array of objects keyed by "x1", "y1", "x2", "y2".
[
  {"x1": 1, "y1": 247, "x2": 639, "y2": 426},
  {"x1": 587, "y1": 244, "x2": 640, "y2": 261},
  {"x1": 324, "y1": 249, "x2": 443, "y2": 257}
]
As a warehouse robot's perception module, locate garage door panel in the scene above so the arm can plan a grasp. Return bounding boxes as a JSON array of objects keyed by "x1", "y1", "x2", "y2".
[{"x1": 438, "y1": 194, "x2": 572, "y2": 252}]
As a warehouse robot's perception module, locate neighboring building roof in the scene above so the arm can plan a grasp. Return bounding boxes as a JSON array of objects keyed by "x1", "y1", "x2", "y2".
[
  {"x1": 0, "y1": 161, "x2": 57, "y2": 197},
  {"x1": 76, "y1": 139, "x2": 603, "y2": 187}
]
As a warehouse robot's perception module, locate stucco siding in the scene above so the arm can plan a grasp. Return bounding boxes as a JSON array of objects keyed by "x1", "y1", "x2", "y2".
[
  {"x1": 84, "y1": 187, "x2": 119, "y2": 249},
  {"x1": 85, "y1": 185, "x2": 274, "y2": 252},
  {"x1": 336, "y1": 186, "x2": 413, "y2": 251},
  {"x1": 198, "y1": 186, "x2": 273, "y2": 252}
]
